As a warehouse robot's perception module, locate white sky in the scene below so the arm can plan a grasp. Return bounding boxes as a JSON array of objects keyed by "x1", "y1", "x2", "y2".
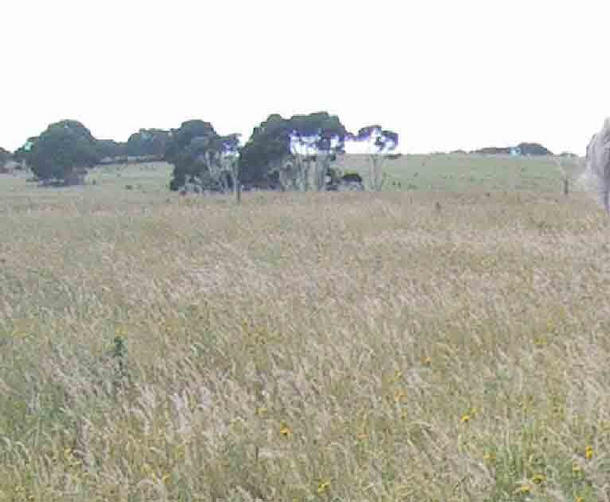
[{"x1": 1, "y1": 0, "x2": 609, "y2": 155}]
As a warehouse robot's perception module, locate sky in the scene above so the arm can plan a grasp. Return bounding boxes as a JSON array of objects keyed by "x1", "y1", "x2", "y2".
[{"x1": 1, "y1": 0, "x2": 609, "y2": 155}]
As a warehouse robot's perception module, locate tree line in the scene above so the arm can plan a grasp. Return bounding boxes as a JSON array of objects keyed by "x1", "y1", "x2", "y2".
[{"x1": 4, "y1": 112, "x2": 399, "y2": 192}]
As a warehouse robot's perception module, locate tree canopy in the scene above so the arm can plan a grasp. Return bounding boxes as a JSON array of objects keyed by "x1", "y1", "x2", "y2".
[
  {"x1": 0, "y1": 147, "x2": 13, "y2": 172},
  {"x1": 353, "y1": 125, "x2": 399, "y2": 154},
  {"x1": 471, "y1": 142, "x2": 553, "y2": 156},
  {"x1": 9, "y1": 112, "x2": 401, "y2": 192},
  {"x1": 166, "y1": 120, "x2": 240, "y2": 192},
  {"x1": 0, "y1": 147, "x2": 11, "y2": 164},
  {"x1": 238, "y1": 114, "x2": 289, "y2": 186},
  {"x1": 351, "y1": 125, "x2": 399, "y2": 190},
  {"x1": 239, "y1": 111, "x2": 348, "y2": 189},
  {"x1": 96, "y1": 139, "x2": 127, "y2": 160},
  {"x1": 517, "y1": 142, "x2": 553, "y2": 156},
  {"x1": 126, "y1": 129, "x2": 170, "y2": 158},
  {"x1": 24, "y1": 120, "x2": 100, "y2": 184}
]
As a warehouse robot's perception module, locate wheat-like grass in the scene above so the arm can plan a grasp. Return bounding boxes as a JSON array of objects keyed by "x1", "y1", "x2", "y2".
[{"x1": 1, "y1": 181, "x2": 609, "y2": 501}]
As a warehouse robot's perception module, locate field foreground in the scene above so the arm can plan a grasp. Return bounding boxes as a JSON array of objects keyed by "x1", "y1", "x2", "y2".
[{"x1": 2, "y1": 184, "x2": 610, "y2": 501}]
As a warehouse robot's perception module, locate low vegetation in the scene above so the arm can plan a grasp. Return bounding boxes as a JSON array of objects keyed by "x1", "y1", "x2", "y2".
[
  {"x1": 0, "y1": 162, "x2": 608, "y2": 500},
  {"x1": 472, "y1": 143, "x2": 553, "y2": 156}
]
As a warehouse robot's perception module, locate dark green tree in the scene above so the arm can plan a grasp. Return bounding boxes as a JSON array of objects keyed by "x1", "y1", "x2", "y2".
[
  {"x1": 96, "y1": 139, "x2": 127, "y2": 160},
  {"x1": 517, "y1": 142, "x2": 553, "y2": 156},
  {"x1": 239, "y1": 114, "x2": 292, "y2": 187},
  {"x1": 239, "y1": 111, "x2": 348, "y2": 190},
  {"x1": 0, "y1": 147, "x2": 15, "y2": 172},
  {"x1": 0, "y1": 147, "x2": 11, "y2": 165},
  {"x1": 166, "y1": 120, "x2": 240, "y2": 192},
  {"x1": 13, "y1": 137, "x2": 37, "y2": 164},
  {"x1": 25, "y1": 120, "x2": 100, "y2": 184},
  {"x1": 126, "y1": 129, "x2": 170, "y2": 158}
]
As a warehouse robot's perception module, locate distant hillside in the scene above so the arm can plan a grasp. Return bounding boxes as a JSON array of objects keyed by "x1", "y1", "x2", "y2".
[{"x1": 472, "y1": 142, "x2": 553, "y2": 156}]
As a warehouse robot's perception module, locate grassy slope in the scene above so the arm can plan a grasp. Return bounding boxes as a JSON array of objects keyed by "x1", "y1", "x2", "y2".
[
  {"x1": 0, "y1": 158, "x2": 607, "y2": 501},
  {"x1": 335, "y1": 153, "x2": 585, "y2": 192}
]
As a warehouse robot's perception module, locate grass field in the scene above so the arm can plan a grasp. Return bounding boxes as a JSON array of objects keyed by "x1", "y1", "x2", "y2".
[
  {"x1": 1, "y1": 156, "x2": 609, "y2": 501},
  {"x1": 0, "y1": 153, "x2": 582, "y2": 196},
  {"x1": 335, "y1": 153, "x2": 585, "y2": 193}
]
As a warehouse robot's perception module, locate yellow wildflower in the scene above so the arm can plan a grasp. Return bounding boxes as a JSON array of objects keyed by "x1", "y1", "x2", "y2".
[
  {"x1": 461, "y1": 414, "x2": 471, "y2": 423},
  {"x1": 317, "y1": 480, "x2": 331, "y2": 494},
  {"x1": 534, "y1": 336, "x2": 547, "y2": 347},
  {"x1": 531, "y1": 473, "x2": 546, "y2": 484},
  {"x1": 279, "y1": 423, "x2": 292, "y2": 437},
  {"x1": 585, "y1": 445, "x2": 593, "y2": 460},
  {"x1": 514, "y1": 483, "x2": 531, "y2": 495}
]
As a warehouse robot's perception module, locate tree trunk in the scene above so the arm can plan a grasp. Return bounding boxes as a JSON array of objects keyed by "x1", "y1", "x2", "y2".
[
  {"x1": 369, "y1": 155, "x2": 385, "y2": 191},
  {"x1": 314, "y1": 153, "x2": 329, "y2": 191},
  {"x1": 232, "y1": 161, "x2": 241, "y2": 204}
]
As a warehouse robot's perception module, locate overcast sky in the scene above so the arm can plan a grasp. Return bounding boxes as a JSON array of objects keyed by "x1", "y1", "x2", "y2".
[{"x1": 1, "y1": 0, "x2": 609, "y2": 154}]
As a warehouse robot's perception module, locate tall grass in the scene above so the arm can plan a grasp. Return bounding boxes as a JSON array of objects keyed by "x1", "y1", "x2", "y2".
[{"x1": 1, "y1": 183, "x2": 609, "y2": 501}]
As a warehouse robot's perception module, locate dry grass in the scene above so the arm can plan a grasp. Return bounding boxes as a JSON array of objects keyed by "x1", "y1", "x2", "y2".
[{"x1": 1, "y1": 180, "x2": 610, "y2": 501}]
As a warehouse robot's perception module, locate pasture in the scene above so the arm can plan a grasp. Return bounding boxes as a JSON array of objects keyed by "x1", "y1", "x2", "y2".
[
  {"x1": 335, "y1": 153, "x2": 583, "y2": 192},
  {"x1": 1, "y1": 156, "x2": 609, "y2": 501}
]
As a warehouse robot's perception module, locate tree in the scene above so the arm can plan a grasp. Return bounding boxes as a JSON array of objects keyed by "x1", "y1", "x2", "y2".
[
  {"x1": 471, "y1": 143, "x2": 553, "y2": 156},
  {"x1": 239, "y1": 114, "x2": 291, "y2": 188},
  {"x1": 96, "y1": 139, "x2": 127, "y2": 161},
  {"x1": 126, "y1": 129, "x2": 170, "y2": 158},
  {"x1": 13, "y1": 137, "x2": 36, "y2": 164},
  {"x1": 353, "y1": 125, "x2": 399, "y2": 190},
  {"x1": 218, "y1": 133, "x2": 241, "y2": 202},
  {"x1": 517, "y1": 142, "x2": 553, "y2": 156},
  {"x1": 166, "y1": 120, "x2": 240, "y2": 193},
  {"x1": 239, "y1": 112, "x2": 348, "y2": 191},
  {"x1": 0, "y1": 147, "x2": 13, "y2": 173},
  {"x1": 25, "y1": 120, "x2": 100, "y2": 184},
  {"x1": 287, "y1": 112, "x2": 348, "y2": 191},
  {"x1": 0, "y1": 147, "x2": 11, "y2": 165}
]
